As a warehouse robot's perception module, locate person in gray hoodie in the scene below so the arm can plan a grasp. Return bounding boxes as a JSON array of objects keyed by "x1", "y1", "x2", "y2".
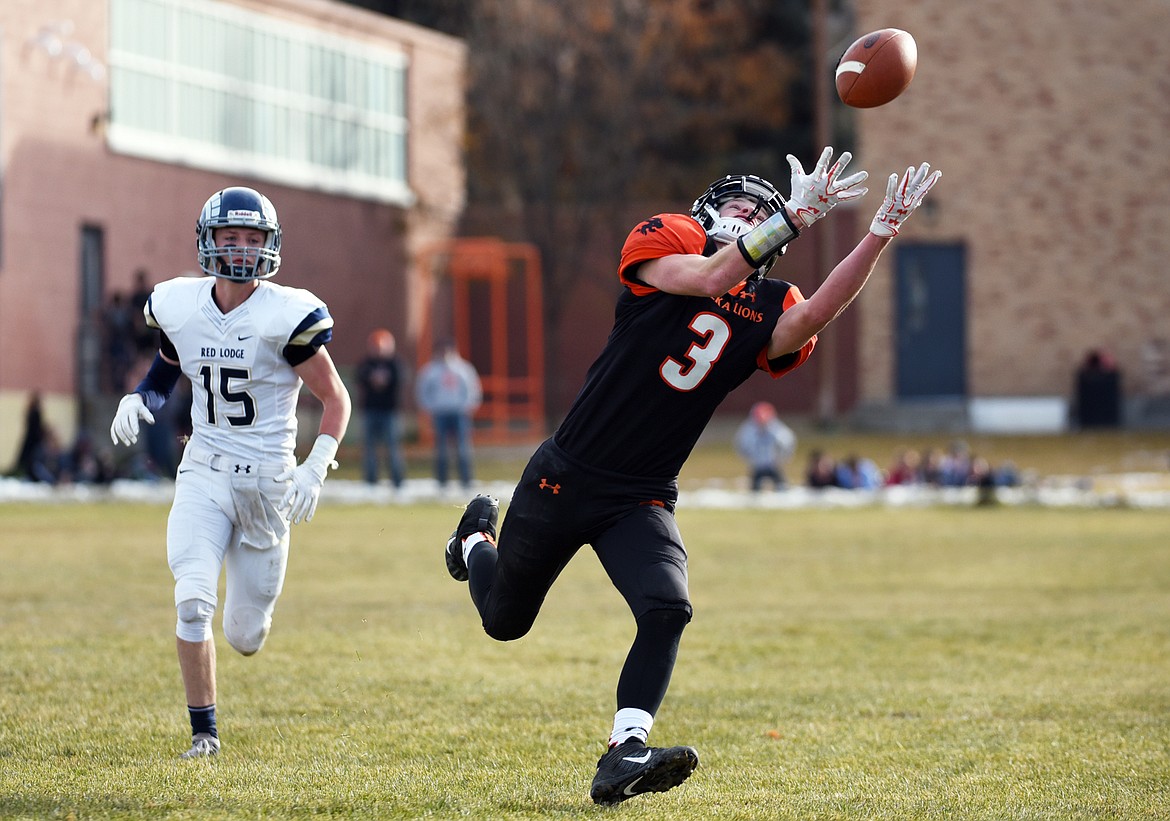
[{"x1": 416, "y1": 340, "x2": 482, "y2": 488}]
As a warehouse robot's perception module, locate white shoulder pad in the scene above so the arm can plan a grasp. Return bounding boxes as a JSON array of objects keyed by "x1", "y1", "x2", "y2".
[
  {"x1": 254, "y1": 282, "x2": 333, "y2": 348},
  {"x1": 144, "y1": 277, "x2": 213, "y2": 332}
]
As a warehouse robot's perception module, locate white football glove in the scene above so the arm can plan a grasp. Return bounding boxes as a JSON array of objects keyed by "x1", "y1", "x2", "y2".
[
  {"x1": 870, "y1": 163, "x2": 942, "y2": 237},
  {"x1": 786, "y1": 146, "x2": 869, "y2": 228},
  {"x1": 276, "y1": 434, "x2": 339, "y2": 524},
  {"x1": 110, "y1": 393, "x2": 155, "y2": 446}
]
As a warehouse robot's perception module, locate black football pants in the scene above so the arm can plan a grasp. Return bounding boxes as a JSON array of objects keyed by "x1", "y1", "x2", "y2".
[{"x1": 466, "y1": 438, "x2": 692, "y2": 713}]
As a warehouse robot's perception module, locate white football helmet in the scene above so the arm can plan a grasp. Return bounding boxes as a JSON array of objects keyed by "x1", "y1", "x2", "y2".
[
  {"x1": 196, "y1": 186, "x2": 282, "y2": 281},
  {"x1": 691, "y1": 174, "x2": 787, "y2": 278},
  {"x1": 691, "y1": 174, "x2": 785, "y2": 244}
]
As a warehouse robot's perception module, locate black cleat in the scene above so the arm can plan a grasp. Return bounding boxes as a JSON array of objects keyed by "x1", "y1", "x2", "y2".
[
  {"x1": 589, "y1": 741, "x2": 699, "y2": 805},
  {"x1": 444, "y1": 494, "x2": 499, "y2": 582}
]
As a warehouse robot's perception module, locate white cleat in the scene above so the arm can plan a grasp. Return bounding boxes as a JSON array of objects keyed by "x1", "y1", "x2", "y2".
[{"x1": 178, "y1": 732, "x2": 220, "y2": 760}]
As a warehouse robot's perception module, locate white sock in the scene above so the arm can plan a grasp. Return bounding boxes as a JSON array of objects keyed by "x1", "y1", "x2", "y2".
[
  {"x1": 609, "y1": 707, "x2": 653, "y2": 747},
  {"x1": 462, "y1": 532, "x2": 491, "y2": 566}
]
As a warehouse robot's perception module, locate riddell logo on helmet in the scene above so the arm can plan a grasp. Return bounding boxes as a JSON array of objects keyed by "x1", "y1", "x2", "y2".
[{"x1": 226, "y1": 209, "x2": 260, "y2": 219}]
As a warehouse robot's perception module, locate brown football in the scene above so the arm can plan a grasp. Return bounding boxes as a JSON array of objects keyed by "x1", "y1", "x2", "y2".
[{"x1": 835, "y1": 28, "x2": 917, "y2": 108}]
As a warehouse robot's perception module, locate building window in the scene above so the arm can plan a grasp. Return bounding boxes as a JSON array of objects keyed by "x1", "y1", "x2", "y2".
[{"x1": 107, "y1": 0, "x2": 412, "y2": 205}]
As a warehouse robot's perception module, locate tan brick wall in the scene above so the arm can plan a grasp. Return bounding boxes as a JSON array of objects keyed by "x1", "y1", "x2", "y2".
[{"x1": 852, "y1": 0, "x2": 1170, "y2": 402}]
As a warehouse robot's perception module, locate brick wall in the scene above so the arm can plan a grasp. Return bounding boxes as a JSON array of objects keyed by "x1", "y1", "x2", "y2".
[{"x1": 852, "y1": 0, "x2": 1170, "y2": 403}]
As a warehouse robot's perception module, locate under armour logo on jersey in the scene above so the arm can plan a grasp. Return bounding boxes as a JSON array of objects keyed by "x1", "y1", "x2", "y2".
[
  {"x1": 636, "y1": 217, "x2": 665, "y2": 235},
  {"x1": 234, "y1": 464, "x2": 252, "y2": 474},
  {"x1": 538, "y1": 478, "x2": 561, "y2": 494}
]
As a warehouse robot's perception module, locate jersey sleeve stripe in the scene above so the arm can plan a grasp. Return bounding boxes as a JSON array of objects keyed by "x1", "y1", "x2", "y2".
[
  {"x1": 144, "y1": 294, "x2": 160, "y2": 330},
  {"x1": 287, "y1": 307, "x2": 333, "y2": 347}
]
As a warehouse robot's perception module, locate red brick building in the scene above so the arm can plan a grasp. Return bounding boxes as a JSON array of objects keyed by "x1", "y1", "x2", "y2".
[{"x1": 0, "y1": 0, "x2": 465, "y2": 460}]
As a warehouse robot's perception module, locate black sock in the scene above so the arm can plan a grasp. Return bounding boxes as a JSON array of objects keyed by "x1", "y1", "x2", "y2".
[
  {"x1": 615, "y1": 609, "x2": 689, "y2": 713},
  {"x1": 614, "y1": 738, "x2": 646, "y2": 749},
  {"x1": 189, "y1": 704, "x2": 218, "y2": 739}
]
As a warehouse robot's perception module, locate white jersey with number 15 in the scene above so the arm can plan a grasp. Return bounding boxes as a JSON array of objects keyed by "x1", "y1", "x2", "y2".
[{"x1": 145, "y1": 276, "x2": 333, "y2": 462}]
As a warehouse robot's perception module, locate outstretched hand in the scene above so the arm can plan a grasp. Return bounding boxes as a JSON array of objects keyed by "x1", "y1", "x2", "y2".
[
  {"x1": 870, "y1": 163, "x2": 941, "y2": 237},
  {"x1": 110, "y1": 393, "x2": 155, "y2": 446},
  {"x1": 786, "y1": 146, "x2": 869, "y2": 228}
]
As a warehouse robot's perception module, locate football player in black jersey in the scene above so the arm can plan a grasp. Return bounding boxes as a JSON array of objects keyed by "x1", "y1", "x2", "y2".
[{"x1": 444, "y1": 149, "x2": 941, "y2": 804}]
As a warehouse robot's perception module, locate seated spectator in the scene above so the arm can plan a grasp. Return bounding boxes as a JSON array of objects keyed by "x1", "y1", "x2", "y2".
[
  {"x1": 994, "y1": 460, "x2": 1020, "y2": 487},
  {"x1": 27, "y1": 425, "x2": 66, "y2": 484},
  {"x1": 65, "y1": 431, "x2": 115, "y2": 485},
  {"x1": 805, "y1": 449, "x2": 841, "y2": 489},
  {"x1": 886, "y1": 449, "x2": 924, "y2": 485},
  {"x1": 938, "y1": 440, "x2": 973, "y2": 487},
  {"x1": 836, "y1": 453, "x2": 883, "y2": 490},
  {"x1": 920, "y1": 447, "x2": 947, "y2": 486}
]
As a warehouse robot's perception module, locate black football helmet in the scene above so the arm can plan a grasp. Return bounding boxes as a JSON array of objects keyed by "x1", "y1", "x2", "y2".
[
  {"x1": 691, "y1": 174, "x2": 787, "y2": 278},
  {"x1": 196, "y1": 187, "x2": 282, "y2": 281}
]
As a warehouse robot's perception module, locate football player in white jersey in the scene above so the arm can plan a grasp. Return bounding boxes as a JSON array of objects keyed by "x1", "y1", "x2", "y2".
[{"x1": 110, "y1": 186, "x2": 351, "y2": 759}]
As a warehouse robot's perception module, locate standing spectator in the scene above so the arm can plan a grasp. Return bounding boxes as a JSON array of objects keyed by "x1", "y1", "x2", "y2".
[
  {"x1": 356, "y1": 328, "x2": 407, "y2": 487},
  {"x1": 1074, "y1": 348, "x2": 1122, "y2": 428},
  {"x1": 8, "y1": 391, "x2": 47, "y2": 480},
  {"x1": 142, "y1": 379, "x2": 185, "y2": 479},
  {"x1": 103, "y1": 292, "x2": 136, "y2": 393},
  {"x1": 734, "y1": 401, "x2": 796, "y2": 491},
  {"x1": 416, "y1": 339, "x2": 481, "y2": 489},
  {"x1": 130, "y1": 269, "x2": 156, "y2": 357}
]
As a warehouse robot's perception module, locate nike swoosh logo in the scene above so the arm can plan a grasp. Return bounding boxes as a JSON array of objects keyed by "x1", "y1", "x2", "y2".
[
  {"x1": 622, "y1": 751, "x2": 652, "y2": 764},
  {"x1": 178, "y1": 468, "x2": 192, "y2": 474},
  {"x1": 622, "y1": 776, "x2": 644, "y2": 796},
  {"x1": 237, "y1": 335, "x2": 253, "y2": 341}
]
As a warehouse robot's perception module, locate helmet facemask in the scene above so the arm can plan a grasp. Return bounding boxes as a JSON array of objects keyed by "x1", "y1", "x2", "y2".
[
  {"x1": 196, "y1": 187, "x2": 283, "y2": 282},
  {"x1": 691, "y1": 174, "x2": 787, "y2": 279}
]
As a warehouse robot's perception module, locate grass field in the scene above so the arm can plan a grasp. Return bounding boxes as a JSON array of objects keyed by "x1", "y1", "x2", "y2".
[
  {"x1": 2, "y1": 494, "x2": 1169, "y2": 819},
  {"x1": 335, "y1": 427, "x2": 1170, "y2": 490}
]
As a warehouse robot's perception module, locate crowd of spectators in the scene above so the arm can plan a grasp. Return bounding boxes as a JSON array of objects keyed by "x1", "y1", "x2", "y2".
[
  {"x1": 5, "y1": 392, "x2": 118, "y2": 486},
  {"x1": 804, "y1": 439, "x2": 1020, "y2": 491}
]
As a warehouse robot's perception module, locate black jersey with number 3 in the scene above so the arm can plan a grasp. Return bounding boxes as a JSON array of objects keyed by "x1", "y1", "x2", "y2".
[{"x1": 554, "y1": 212, "x2": 816, "y2": 479}]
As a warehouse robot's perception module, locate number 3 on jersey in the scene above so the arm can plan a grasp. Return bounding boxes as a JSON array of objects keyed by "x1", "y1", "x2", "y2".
[
  {"x1": 660, "y1": 312, "x2": 731, "y2": 392},
  {"x1": 198, "y1": 364, "x2": 257, "y2": 426}
]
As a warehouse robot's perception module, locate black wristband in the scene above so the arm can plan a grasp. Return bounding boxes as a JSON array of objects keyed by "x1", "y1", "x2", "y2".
[{"x1": 135, "y1": 353, "x2": 182, "y2": 412}]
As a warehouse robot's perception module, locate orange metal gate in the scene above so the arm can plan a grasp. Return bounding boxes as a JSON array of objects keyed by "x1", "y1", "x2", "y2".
[{"x1": 416, "y1": 238, "x2": 545, "y2": 445}]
